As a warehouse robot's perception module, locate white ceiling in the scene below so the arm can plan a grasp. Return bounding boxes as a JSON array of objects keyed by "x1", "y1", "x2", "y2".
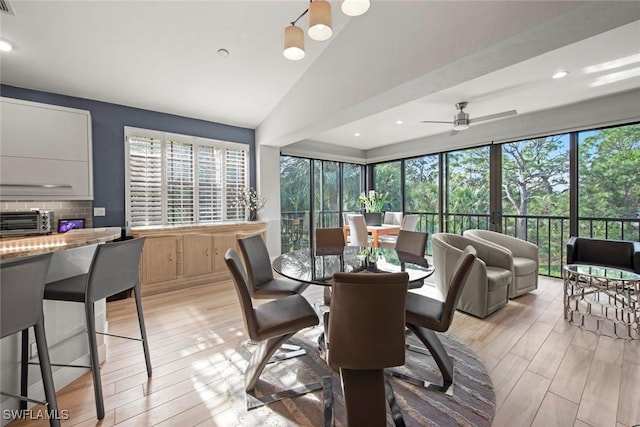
[{"x1": 1, "y1": 1, "x2": 640, "y2": 155}]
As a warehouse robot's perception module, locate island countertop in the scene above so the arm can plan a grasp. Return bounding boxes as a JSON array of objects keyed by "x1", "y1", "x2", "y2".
[{"x1": 0, "y1": 227, "x2": 121, "y2": 260}]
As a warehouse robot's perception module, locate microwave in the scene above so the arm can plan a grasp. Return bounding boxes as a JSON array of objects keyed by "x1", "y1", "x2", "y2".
[{"x1": 0, "y1": 210, "x2": 54, "y2": 237}]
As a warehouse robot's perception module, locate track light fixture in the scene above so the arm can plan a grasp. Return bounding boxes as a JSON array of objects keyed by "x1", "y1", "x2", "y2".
[{"x1": 283, "y1": 0, "x2": 370, "y2": 61}]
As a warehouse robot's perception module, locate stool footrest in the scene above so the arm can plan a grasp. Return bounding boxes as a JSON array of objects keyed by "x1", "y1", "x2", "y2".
[{"x1": 0, "y1": 390, "x2": 46, "y2": 406}]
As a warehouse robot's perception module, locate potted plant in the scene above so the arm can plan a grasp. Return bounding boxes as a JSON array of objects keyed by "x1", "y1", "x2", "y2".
[
  {"x1": 233, "y1": 187, "x2": 266, "y2": 221},
  {"x1": 358, "y1": 190, "x2": 387, "y2": 226}
]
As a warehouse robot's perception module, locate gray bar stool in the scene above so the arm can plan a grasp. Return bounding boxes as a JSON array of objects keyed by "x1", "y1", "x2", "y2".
[
  {"x1": 41, "y1": 237, "x2": 150, "y2": 420},
  {"x1": 1, "y1": 253, "x2": 60, "y2": 427}
]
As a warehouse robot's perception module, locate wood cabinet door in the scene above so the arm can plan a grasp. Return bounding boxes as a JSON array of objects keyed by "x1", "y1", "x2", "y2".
[
  {"x1": 141, "y1": 236, "x2": 178, "y2": 284},
  {"x1": 212, "y1": 232, "x2": 239, "y2": 273},
  {"x1": 183, "y1": 234, "x2": 213, "y2": 277}
]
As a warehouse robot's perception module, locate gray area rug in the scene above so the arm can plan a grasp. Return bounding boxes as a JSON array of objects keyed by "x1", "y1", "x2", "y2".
[{"x1": 224, "y1": 328, "x2": 495, "y2": 426}]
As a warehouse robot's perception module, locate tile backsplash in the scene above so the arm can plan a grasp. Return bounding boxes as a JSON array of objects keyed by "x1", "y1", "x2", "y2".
[{"x1": 1, "y1": 200, "x2": 93, "y2": 229}]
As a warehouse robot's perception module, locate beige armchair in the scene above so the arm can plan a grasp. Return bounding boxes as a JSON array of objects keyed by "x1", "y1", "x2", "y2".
[
  {"x1": 432, "y1": 233, "x2": 511, "y2": 318},
  {"x1": 464, "y1": 229, "x2": 539, "y2": 298}
]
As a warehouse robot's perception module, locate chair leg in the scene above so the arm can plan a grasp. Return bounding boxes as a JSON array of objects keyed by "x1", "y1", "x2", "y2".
[
  {"x1": 133, "y1": 285, "x2": 152, "y2": 377},
  {"x1": 406, "y1": 324, "x2": 453, "y2": 390},
  {"x1": 85, "y1": 302, "x2": 105, "y2": 420},
  {"x1": 244, "y1": 333, "x2": 294, "y2": 392},
  {"x1": 34, "y1": 320, "x2": 61, "y2": 427},
  {"x1": 20, "y1": 329, "x2": 28, "y2": 411}
]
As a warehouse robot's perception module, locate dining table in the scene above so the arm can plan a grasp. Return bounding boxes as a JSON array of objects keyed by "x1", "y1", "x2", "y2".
[
  {"x1": 272, "y1": 245, "x2": 434, "y2": 286},
  {"x1": 342, "y1": 224, "x2": 401, "y2": 247}
]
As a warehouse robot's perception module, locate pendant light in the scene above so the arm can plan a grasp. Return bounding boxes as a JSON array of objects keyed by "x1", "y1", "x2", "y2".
[
  {"x1": 283, "y1": 24, "x2": 305, "y2": 60},
  {"x1": 340, "y1": 0, "x2": 370, "y2": 17},
  {"x1": 308, "y1": 0, "x2": 332, "y2": 41}
]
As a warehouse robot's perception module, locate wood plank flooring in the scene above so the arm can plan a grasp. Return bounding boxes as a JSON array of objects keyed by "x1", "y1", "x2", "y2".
[{"x1": 7, "y1": 276, "x2": 639, "y2": 426}]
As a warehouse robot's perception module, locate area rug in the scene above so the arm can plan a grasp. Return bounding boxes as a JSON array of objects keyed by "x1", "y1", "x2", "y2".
[{"x1": 223, "y1": 328, "x2": 495, "y2": 427}]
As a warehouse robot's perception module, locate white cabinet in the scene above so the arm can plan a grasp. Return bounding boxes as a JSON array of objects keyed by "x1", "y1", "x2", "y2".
[{"x1": 0, "y1": 97, "x2": 93, "y2": 200}]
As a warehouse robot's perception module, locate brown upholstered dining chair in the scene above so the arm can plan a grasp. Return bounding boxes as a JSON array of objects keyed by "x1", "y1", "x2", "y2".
[
  {"x1": 393, "y1": 245, "x2": 477, "y2": 394},
  {"x1": 328, "y1": 271, "x2": 409, "y2": 426},
  {"x1": 315, "y1": 227, "x2": 346, "y2": 305},
  {"x1": 238, "y1": 234, "x2": 309, "y2": 299},
  {"x1": 225, "y1": 249, "x2": 322, "y2": 409},
  {"x1": 315, "y1": 227, "x2": 346, "y2": 251},
  {"x1": 379, "y1": 215, "x2": 421, "y2": 248},
  {"x1": 394, "y1": 230, "x2": 428, "y2": 256}
]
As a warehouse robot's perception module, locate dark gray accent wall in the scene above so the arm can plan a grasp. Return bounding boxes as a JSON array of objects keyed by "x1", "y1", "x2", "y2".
[{"x1": 1, "y1": 84, "x2": 255, "y2": 228}]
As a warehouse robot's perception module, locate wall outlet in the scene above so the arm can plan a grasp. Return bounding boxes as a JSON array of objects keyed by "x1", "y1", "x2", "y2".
[{"x1": 94, "y1": 207, "x2": 106, "y2": 216}]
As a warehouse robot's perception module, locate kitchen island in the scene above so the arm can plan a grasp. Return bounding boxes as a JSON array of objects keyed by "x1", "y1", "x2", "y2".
[{"x1": 0, "y1": 227, "x2": 121, "y2": 416}]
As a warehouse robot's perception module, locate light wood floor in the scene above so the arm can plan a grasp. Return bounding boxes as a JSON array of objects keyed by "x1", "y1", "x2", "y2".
[{"x1": 7, "y1": 276, "x2": 639, "y2": 427}]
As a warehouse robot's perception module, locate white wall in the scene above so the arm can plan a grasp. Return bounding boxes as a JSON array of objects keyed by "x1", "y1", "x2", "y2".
[{"x1": 255, "y1": 144, "x2": 281, "y2": 255}]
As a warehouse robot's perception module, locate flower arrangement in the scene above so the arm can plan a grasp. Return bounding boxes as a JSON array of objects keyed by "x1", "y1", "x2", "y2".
[
  {"x1": 358, "y1": 190, "x2": 387, "y2": 213},
  {"x1": 232, "y1": 187, "x2": 266, "y2": 220}
]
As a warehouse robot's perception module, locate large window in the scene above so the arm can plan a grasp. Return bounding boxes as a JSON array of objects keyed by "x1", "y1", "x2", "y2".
[
  {"x1": 280, "y1": 155, "x2": 364, "y2": 252},
  {"x1": 445, "y1": 146, "x2": 490, "y2": 233},
  {"x1": 502, "y1": 135, "x2": 569, "y2": 275},
  {"x1": 125, "y1": 127, "x2": 248, "y2": 228},
  {"x1": 373, "y1": 161, "x2": 401, "y2": 211}
]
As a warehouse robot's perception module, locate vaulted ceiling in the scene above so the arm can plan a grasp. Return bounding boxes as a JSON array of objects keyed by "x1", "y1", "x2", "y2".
[{"x1": 2, "y1": 1, "x2": 639, "y2": 157}]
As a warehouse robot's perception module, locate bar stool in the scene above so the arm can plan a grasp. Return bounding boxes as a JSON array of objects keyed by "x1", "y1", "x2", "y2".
[
  {"x1": 1, "y1": 253, "x2": 60, "y2": 427},
  {"x1": 41, "y1": 237, "x2": 150, "y2": 420}
]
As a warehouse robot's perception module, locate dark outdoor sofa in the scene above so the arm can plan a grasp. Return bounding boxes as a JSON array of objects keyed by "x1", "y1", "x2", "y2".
[{"x1": 566, "y1": 236, "x2": 640, "y2": 274}]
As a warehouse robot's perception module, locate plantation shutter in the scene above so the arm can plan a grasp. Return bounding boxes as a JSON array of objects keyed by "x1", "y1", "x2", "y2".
[
  {"x1": 128, "y1": 135, "x2": 163, "y2": 227},
  {"x1": 225, "y1": 148, "x2": 247, "y2": 221},
  {"x1": 197, "y1": 145, "x2": 223, "y2": 222},
  {"x1": 165, "y1": 140, "x2": 194, "y2": 224}
]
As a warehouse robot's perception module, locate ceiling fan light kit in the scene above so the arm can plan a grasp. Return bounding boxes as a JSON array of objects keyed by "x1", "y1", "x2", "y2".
[
  {"x1": 283, "y1": 0, "x2": 370, "y2": 60},
  {"x1": 421, "y1": 101, "x2": 518, "y2": 134}
]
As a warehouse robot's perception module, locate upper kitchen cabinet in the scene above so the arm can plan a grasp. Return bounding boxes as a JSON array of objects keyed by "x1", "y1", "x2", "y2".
[{"x1": 0, "y1": 97, "x2": 93, "y2": 200}]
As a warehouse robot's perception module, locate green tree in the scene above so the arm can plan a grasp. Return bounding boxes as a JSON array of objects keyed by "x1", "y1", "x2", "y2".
[{"x1": 502, "y1": 136, "x2": 569, "y2": 237}]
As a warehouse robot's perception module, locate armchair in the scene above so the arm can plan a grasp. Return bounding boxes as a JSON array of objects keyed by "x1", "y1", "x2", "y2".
[
  {"x1": 567, "y1": 236, "x2": 640, "y2": 273},
  {"x1": 432, "y1": 233, "x2": 511, "y2": 318},
  {"x1": 464, "y1": 229, "x2": 539, "y2": 298}
]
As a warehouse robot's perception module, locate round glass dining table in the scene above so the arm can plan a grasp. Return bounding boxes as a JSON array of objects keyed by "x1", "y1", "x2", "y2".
[{"x1": 272, "y1": 246, "x2": 434, "y2": 286}]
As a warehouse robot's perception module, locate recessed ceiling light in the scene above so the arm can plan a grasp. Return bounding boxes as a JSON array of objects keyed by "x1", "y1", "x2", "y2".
[
  {"x1": 552, "y1": 71, "x2": 569, "y2": 79},
  {"x1": 0, "y1": 39, "x2": 13, "y2": 52},
  {"x1": 395, "y1": 120, "x2": 403, "y2": 125},
  {"x1": 217, "y1": 48, "x2": 229, "y2": 57},
  {"x1": 354, "y1": 132, "x2": 361, "y2": 137}
]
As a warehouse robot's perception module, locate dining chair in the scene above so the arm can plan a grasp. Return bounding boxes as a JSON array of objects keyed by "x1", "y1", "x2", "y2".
[
  {"x1": 42, "y1": 238, "x2": 151, "y2": 420},
  {"x1": 238, "y1": 234, "x2": 309, "y2": 299},
  {"x1": 394, "y1": 230, "x2": 428, "y2": 256},
  {"x1": 328, "y1": 271, "x2": 409, "y2": 426},
  {"x1": 379, "y1": 214, "x2": 421, "y2": 248},
  {"x1": 315, "y1": 227, "x2": 346, "y2": 305},
  {"x1": 347, "y1": 214, "x2": 371, "y2": 247},
  {"x1": 315, "y1": 227, "x2": 346, "y2": 250},
  {"x1": 391, "y1": 245, "x2": 477, "y2": 393},
  {"x1": 224, "y1": 249, "x2": 323, "y2": 409},
  {"x1": 1, "y1": 253, "x2": 60, "y2": 427},
  {"x1": 383, "y1": 211, "x2": 403, "y2": 225}
]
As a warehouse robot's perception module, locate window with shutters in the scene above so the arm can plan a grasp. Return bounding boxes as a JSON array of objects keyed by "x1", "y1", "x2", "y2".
[{"x1": 125, "y1": 127, "x2": 249, "y2": 228}]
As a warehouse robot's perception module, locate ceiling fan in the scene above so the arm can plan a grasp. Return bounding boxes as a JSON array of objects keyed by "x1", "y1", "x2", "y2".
[{"x1": 421, "y1": 102, "x2": 517, "y2": 135}]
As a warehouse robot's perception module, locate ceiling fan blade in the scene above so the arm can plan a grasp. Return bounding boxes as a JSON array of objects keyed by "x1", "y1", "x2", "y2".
[
  {"x1": 420, "y1": 120, "x2": 453, "y2": 124},
  {"x1": 470, "y1": 109, "x2": 517, "y2": 123}
]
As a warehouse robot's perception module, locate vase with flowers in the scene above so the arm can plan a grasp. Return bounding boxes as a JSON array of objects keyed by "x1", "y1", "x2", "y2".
[
  {"x1": 232, "y1": 187, "x2": 266, "y2": 221},
  {"x1": 358, "y1": 190, "x2": 387, "y2": 226}
]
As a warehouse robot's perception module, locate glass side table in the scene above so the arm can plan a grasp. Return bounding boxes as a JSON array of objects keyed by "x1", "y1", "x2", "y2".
[{"x1": 563, "y1": 264, "x2": 640, "y2": 339}]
